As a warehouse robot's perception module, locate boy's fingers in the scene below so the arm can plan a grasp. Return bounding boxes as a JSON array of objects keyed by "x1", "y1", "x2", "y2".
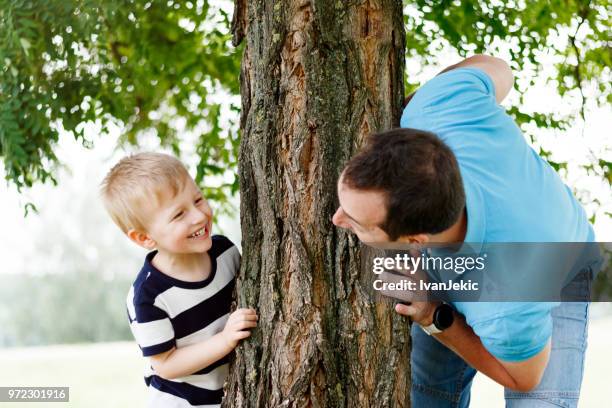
[
  {"x1": 231, "y1": 310, "x2": 246, "y2": 319},
  {"x1": 227, "y1": 309, "x2": 257, "y2": 328},
  {"x1": 230, "y1": 319, "x2": 257, "y2": 330},
  {"x1": 236, "y1": 330, "x2": 251, "y2": 339},
  {"x1": 237, "y1": 320, "x2": 257, "y2": 329}
]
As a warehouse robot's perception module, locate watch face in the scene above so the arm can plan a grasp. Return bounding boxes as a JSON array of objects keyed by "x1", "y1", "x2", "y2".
[{"x1": 435, "y1": 304, "x2": 454, "y2": 330}]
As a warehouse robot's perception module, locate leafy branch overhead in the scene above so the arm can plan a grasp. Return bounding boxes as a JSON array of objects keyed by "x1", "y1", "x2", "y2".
[
  {"x1": 1, "y1": 0, "x2": 610, "y2": 209},
  {"x1": 0, "y1": 0, "x2": 240, "y2": 203},
  {"x1": 404, "y1": 0, "x2": 611, "y2": 194}
]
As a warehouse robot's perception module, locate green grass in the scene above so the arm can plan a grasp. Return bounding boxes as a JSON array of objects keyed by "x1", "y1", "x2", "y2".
[{"x1": 0, "y1": 342, "x2": 147, "y2": 407}]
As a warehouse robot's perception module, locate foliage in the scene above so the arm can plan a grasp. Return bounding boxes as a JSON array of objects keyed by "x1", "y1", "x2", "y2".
[
  {"x1": 0, "y1": 0, "x2": 240, "y2": 208},
  {"x1": 404, "y1": 0, "x2": 611, "y2": 198},
  {"x1": 0, "y1": 0, "x2": 610, "y2": 213}
]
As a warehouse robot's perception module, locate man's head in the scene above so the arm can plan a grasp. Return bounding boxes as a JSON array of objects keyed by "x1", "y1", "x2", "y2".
[
  {"x1": 100, "y1": 152, "x2": 213, "y2": 254},
  {"x1": 332, "y1": 128, "x2": 465, "y2": 243}
]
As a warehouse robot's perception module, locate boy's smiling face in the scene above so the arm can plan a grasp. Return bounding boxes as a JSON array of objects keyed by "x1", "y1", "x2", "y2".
[{"x1": 130, "y1": 177, "x2": 213, "y2": 255}]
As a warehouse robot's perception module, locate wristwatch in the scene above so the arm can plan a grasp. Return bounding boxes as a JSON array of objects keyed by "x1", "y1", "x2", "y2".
[{"x1": 420, "y1": 303, "x2": 454, "y2": 335}]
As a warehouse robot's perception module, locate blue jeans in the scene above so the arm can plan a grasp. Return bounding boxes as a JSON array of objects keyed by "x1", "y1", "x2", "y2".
[{"x1": 411, "y1": 301, "x2": 590, "y2": 407}]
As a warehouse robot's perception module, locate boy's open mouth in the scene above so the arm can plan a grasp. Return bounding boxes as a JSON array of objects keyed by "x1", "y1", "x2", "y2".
[{"x1": 188, "y1": 226, "x2": 208, "y2": 239}]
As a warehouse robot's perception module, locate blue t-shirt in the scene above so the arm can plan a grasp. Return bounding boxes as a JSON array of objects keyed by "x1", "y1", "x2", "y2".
[{"x1": 400, "y1": 68, "x2": 594, "y2": 361}]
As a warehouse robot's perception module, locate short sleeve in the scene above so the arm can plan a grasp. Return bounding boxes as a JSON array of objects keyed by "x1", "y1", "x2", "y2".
[
  {"x1": 127, "y1": 300, "x2": 176, "y2": 357},
  {"x1": 470, "y1": 303, "x2": 554, "y2": 362},
  {"x1": 400, "y1": 67, "x2": 497, "y2": 130},
  {"x1": 211, "y1": 235, "x2": 237, "y2": 256},
  {"x1": 211, "y1": 235, "x2": 241, "y2": 278}
]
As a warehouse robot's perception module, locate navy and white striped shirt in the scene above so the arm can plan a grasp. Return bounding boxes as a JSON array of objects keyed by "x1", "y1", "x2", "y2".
[{"x1": 126, "y1": 235, "x2": 239, "y2": 407}]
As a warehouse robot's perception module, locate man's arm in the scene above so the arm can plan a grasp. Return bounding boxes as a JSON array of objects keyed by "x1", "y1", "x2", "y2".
[
  {"x1": 396, "y1": 303, "x2": 550, "y2": 392},
  {"x1": 439, "y1": 54, "x2": 514, "y2": 103},
  {"x1": 403, "y1": 54, "x2": 514, "y2": 107}
]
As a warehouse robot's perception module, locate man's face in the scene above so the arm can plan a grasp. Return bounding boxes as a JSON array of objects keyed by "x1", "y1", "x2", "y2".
[
  {"x1": 332, "y1": 175, "x2": 392, "y2": 243},
  {"x1": 143, "y1": 178, "x2": 214, "y2": 255}
]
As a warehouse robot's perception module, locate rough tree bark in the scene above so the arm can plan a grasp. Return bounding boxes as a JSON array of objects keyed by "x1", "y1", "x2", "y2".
[{"x1": 225, "y1": 1, "x2": 409, "y2": 406}]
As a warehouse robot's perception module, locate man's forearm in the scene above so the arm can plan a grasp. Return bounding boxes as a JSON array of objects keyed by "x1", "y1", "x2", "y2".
[{"x1": 432, "y1": 312, "x2": 520, "y2": 390}]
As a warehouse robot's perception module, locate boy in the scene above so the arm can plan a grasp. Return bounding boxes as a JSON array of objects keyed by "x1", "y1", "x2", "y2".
[{"x1": 100, "y1": 152, "x2": 257, "y2": 407}]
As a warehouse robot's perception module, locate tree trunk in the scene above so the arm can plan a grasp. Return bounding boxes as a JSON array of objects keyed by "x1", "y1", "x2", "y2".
[{"x1": 225, "y1": 1, "x2": 408, "y2": 406}]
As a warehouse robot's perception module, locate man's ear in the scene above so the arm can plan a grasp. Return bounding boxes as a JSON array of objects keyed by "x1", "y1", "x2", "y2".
[
  {"x1": 397, "y1": 234, "x2": 430, "y2": 244},
  {"x1": 127, "y1": 229, "x2": 156, "y2": 250}
]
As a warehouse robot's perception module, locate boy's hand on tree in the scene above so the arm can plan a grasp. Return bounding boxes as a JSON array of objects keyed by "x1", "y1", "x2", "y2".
[{"x1": 221, "y1": 308, "x2": 258, "y2": 349}]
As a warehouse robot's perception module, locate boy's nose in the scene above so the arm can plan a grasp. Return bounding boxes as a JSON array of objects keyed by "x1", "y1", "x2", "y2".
[{"x1": 192, "y1": 207, "x2": 208, "y2": 224}]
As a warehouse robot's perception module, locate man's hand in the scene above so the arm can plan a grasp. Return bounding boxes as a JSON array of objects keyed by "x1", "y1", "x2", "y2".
[
  {"x1": 394, "y1": 301, "x2": 439, "y2": 327},
  {"x1": 377, "y1": 268, "x2": 439, "y2": 326},
  {"x1": 376, "y1": 250, "x2": 440, "y2": 327},
  {"x1": 221, "y1": 308, "x2": 258, "y2": 349}
]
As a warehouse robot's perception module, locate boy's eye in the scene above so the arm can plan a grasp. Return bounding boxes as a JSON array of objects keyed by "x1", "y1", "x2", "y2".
[
  {"x1": 195, "y1": 197, "x2": 202, "y2": 204},
  {"x1": 172, "y1": 211, "x2": 184, "y2": 220}
]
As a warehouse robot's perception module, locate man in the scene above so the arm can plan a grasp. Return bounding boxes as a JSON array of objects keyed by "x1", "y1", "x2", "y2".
[{"x1": 332, "y1": 55, "x2": 594, "y2": 407}]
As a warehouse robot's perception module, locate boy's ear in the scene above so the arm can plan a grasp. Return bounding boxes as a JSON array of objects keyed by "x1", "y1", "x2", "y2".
[{"x1": 127, "y1": 229, "x2": 156, "y2": 250}]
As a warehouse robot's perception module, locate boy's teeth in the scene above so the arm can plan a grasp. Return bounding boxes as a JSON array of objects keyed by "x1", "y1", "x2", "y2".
[{"x1": 190, "y1": 228, "x2": 205, "y2": 238}]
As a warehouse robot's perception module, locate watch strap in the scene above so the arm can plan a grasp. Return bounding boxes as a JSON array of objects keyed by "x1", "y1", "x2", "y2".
[
  {"x1": 420, "y1": 322, "x2": 443, "y2": 335},
  {"x1": 420, "y1": 303, "x2": 454, "y2": 335}
]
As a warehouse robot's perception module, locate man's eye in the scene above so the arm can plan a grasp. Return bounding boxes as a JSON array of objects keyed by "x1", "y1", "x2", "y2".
[
  {"x1": 195, "y1": 198, "x2": 202, "y2": 204},
  {"x1": 173, "y1": 211, "x2": 184, "y2": 220}
]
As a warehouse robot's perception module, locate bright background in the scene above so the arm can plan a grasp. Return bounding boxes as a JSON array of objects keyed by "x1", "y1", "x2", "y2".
[{"x1": 0, "y1": 27, "x2": 610, "y2": 408}]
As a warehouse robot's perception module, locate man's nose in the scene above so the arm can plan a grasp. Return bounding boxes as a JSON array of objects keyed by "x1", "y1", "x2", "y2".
[{"x1": 332, "y1": 207, "x2": 344, "y2": 227}]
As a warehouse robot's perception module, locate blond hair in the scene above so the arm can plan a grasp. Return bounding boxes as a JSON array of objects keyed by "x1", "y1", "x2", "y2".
[{"x1": 100, "y1": 152, "x2": 191, "y2": 233}]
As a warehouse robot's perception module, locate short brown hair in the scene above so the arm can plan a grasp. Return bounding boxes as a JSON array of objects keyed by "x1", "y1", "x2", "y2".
[
  {"x1": 100, "y1": 152, "x2": 191, "y2": 233},
  {"x1": 342, "y1": 128, "x2": 465, "y2": 240}
]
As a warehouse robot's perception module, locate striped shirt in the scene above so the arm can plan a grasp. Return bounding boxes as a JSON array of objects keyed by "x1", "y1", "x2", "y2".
[{"x1": 126, "y1": 235, "x2": 239, "y2": 407}]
